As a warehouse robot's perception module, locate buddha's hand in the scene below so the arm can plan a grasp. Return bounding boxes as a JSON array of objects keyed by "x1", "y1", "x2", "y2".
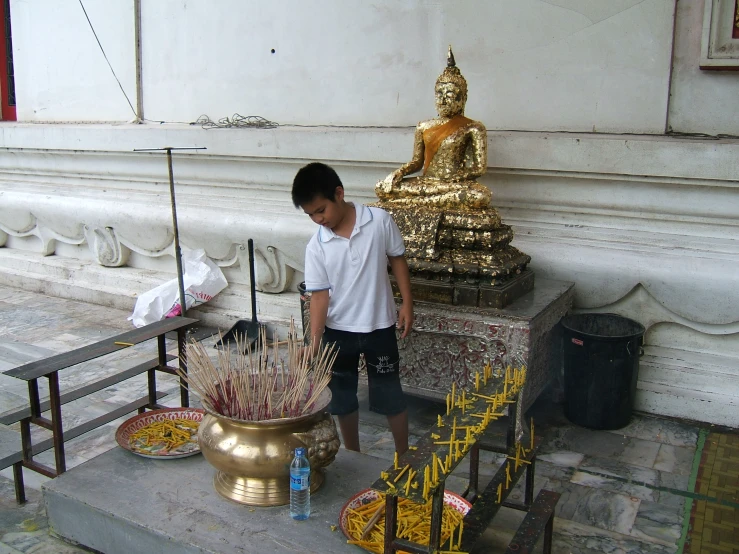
[{"x1": 376, "y1": 171, "x2": 399, "y2": 195}]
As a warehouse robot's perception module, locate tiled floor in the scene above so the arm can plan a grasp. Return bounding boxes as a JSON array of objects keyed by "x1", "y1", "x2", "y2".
[
  {"x1": 0, "y1": 283, "x2": 735, "y2": 553},
  {"x1": 686, "y1": 431, "x2": 739, "y2": 554}
]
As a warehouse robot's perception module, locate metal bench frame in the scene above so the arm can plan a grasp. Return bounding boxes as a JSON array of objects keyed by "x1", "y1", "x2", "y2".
[{"x1": 0, "y1": 317, "x2": 197, "y2": 501}]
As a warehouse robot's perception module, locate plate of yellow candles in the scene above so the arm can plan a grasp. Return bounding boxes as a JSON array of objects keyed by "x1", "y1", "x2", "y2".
[
  {"x1": 115, "y1": 408, "x2": 204, "y2": 459},
  {"x1": 339, "y1": 489, "x2": 470, "y2": 553}
]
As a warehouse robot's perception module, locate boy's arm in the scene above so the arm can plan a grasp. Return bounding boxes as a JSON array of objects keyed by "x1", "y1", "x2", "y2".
[
  {"x1": 309, "y1": 289, "x2": 329, "y2": 353},
  {"x1": 388, "y1": 255, "x2": 414, "y2": 339}
]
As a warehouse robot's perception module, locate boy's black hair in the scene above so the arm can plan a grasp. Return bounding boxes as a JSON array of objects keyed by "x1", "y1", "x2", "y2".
[{"x1": 291, "y1": 162, "x2": 343, "y2": 208}]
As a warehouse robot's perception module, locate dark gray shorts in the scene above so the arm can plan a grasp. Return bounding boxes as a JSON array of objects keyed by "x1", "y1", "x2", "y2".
[{"x1": 323, "y1": 325, "x2": 407, "y2": 416}]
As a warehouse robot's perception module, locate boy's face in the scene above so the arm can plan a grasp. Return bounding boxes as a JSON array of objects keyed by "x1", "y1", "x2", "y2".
[{"x1": 301, "y1": 187, "x2": 345, "y2": 230}]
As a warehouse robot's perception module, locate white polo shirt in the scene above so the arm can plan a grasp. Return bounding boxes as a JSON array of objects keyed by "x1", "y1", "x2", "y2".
[{"x1": 304, "y1": 203, "x2": 405, "y2": 333}]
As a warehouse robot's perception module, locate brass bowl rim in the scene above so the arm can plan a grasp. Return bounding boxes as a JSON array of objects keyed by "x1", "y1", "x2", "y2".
[{"x1": 200, "y1": 387, "x2": 332, "y2": 426}]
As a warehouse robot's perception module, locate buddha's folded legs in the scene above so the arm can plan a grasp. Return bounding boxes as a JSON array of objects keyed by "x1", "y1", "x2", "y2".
[{"x1": 376, "y1": 177, "x2": 492, "y2": 210}]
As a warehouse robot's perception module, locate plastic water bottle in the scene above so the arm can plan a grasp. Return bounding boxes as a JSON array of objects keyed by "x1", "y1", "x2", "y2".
[{"x1": 290, "y1": 447, "x2": 310, "y2": 520}]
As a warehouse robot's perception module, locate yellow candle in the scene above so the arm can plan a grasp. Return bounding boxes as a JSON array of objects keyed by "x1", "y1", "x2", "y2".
[
  {"x1": 432, "y1": 453, "x2": 438, "y2": 483},
  {"x1": 506, "y1": 462, "x2": 512, "y2": 488},
  {"x1": 461, "y1": 389, "x2": 466, "y2": 414},
  {"x1": 530, "y1": 417, "x2": 535, "y2": 451},
  {"x1": 394, "y1": 451, "x2": 399, "y2": 470},
  {"x1": 475, "y1": 371, "x2": 480, "y2": 391},
  {"x1": 451, "y1": 382, "x2": 456, "y2": 409},
  {"x1": 497, "y1": 483, "x2": 502, "y2": 503},
  {"x1": 438, "y1": 414, "x2": 444, "y2": 428},
  {"x1": 514, "y1": 442, "x2": 520, "y2": 470}
]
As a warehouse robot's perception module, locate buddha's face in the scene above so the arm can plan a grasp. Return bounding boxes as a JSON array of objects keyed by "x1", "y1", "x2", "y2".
[{"x1": 435, "y1": 83, "x2": 466, "y2": 118}]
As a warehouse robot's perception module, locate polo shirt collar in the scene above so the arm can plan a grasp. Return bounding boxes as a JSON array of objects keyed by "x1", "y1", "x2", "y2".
[{"x1": 319, "y1": 203, "x2": 372, "y2": 242}]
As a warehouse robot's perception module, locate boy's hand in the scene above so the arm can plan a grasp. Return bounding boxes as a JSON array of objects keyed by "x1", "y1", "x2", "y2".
[{"x1": 397, "y1": 302, "x2": 414, "y2": 339}]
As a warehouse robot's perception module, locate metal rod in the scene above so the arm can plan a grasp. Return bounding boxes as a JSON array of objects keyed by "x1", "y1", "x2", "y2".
[
  {"x1": 166, "y1": 148, "x2": 188, "y2": 318},
  {"x1": 428, "y1": 485, "x2": 445, "y2": 551},
  {"x1": 525, "y1": 457, "x2": 536, "y2": 508},
  {"x1": 506, "y1": 395, "x2": 518, "y2": 451},
  {"x1": 177, "y1": 327, "x2": 189, "y2": 407},
  {"x1": 543, "y1": 513, "x2": 554, "y2": 553},
  {"x1": 466, "y1": 442, "x2": 480, "y2": 503},
  {"x1": 133, "y1": 146, "x2": 205, "y2": 320},
  {"x1": 48, "y1": 372, "x2": 66, "y2": 474},
  {"x1": 20, "y1": 419, "x2": 32, "y2": 463},
  {"x1": 383, "y1": 494, "x2": 398, "y2": 554},
  {"x1": 28, "y1": 380, "x2": 40, "y2": 418},
  {"x1": 12, "y1": 462, "x2": 26, "y2": 504},
  {"x1": 133, "y1": 0, "x2": 143, "y2": 122}
]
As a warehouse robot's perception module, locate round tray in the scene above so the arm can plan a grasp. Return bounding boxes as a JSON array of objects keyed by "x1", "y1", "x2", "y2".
[
  {"x1": 338, "y1": 488, "x2": 471, "y2": 549},
  {"x1": 115, "y1": 407, "x2": 205, "y2": 459}
]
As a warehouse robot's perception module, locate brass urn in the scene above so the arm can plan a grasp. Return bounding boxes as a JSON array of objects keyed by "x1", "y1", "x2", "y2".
[{"x1": 197, "y1": 388, "x2": 340, "y2": 506}]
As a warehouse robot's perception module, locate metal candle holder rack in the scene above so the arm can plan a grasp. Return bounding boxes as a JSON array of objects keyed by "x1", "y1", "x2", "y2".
[{"x1": 369, "y1": 365, "x2": 553, "y2": 553}]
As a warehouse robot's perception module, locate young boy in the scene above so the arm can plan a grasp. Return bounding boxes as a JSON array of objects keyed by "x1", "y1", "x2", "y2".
[{"x1": 292, "y1": 162, "x2": 413, "y2": 455}]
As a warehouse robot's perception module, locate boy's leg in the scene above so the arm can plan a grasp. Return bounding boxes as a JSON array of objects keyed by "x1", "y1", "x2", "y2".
[
  {"x1": 386, "y1": 410, "x2": 408, "y2": 455},
  {"x1": 363, "y1": 326, "x2": 409, "y2": 455},
  {"x1": 324, "y1": 327, "x2": 362, "y2": 452},
  {"x1": 337, "y1": 411, "x2": 360, "y2": 452}
]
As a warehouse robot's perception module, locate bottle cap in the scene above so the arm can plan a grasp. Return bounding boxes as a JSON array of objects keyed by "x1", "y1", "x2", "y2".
[{"x1": 295, "y1": 447, "x2": 306, "y2": 456}]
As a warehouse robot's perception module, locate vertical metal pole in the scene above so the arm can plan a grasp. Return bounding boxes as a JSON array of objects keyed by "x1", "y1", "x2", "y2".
[
  {"x1": 383, "y1": 494, "x2": 398, "y2": 554},
  {"x1": 12, "y1": 463, "x2": 25, "y2": 504},
  {"x1": 428, "y1": 486, "x2": 445, "y2": 551},
  {"x1": 543, "y1": 512, "x2": 554, "y2": 553},
  {"x1": 467, "y1": 442, "x2": 480, "y2": 503},
  {"x1": 28, "y1": 380, "x2": 41, "y2": 418},
  {"x1": 20, "y1": 419, "x2": 32, "y2": 463},
  {"x1": 166, "y1": 148, "x2": 188, "y2": 319},
  {"x1": 133, "y1": 0, "x2": 144, "y2": 122},
  {"x1": 525, "y1": 457, "x2": 536, "y2": 509},
  {"x1": 506, "y1": 396, "x2": 518, "y2": 451},
  {"x1": 48, "y1": 372, "x2": 66, "y2": 474},
  {"x1": 178, "y1": 327, "x2": 189, "y2": 407}
]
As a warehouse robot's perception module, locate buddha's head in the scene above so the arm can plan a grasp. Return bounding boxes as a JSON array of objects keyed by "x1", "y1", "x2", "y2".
[{"x1": 435, "y1": 47, "x2": 468, "y2": 118}]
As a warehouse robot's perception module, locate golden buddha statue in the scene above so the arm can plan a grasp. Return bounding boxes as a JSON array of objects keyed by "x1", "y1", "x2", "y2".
[
  {"x1": 376, "y1": 48, "x2": 491, "y2": 210},
  {"x1": 374, "y1": 48, "x2": 532, "y2": 305}
]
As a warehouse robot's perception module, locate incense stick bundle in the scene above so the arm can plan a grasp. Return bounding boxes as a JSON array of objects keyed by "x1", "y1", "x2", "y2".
[{"x1": 177, "y1": 318, "x2": 337, "y2": 421}]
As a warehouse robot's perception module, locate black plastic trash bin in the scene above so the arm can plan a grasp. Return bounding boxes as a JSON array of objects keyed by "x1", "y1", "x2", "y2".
[{"x1": 561, "y1": 313, "x2": 645, "y2": 430}]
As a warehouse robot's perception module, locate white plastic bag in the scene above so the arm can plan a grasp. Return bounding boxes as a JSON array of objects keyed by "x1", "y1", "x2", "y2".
[{"x1": 128, "y1": 248, "x2": 228, "y2": 327}]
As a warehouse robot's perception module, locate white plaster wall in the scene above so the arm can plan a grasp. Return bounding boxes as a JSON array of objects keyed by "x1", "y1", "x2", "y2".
[
  {"x1": 140, "y1": 0, "x2": 674, "y2": 133},
  {"x1": 10, "y1": 0, "x2": 675, "y2": 133},
  {"x1": 10, "y1": 0, "x2": 136, "y2": 122},
  {"x1": 667, "y1": 0, "x2": 739, "y2": 135}
]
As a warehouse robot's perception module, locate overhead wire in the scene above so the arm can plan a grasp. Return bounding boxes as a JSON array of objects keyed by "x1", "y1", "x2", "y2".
[{"x1": 77, "y1": 0, "x2": 137, "y2": 119}]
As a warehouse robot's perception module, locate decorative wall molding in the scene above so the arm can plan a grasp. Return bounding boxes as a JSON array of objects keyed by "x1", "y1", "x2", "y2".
[
  {"x1": 579, "y1": 283, "x2": 739, "y2": 335},
  {"x1": 84, "y1": 227, "x2": 130, "y2": 267},
  {"x1": 0, "y1": 123, "x2": 737, "y2": 424}
]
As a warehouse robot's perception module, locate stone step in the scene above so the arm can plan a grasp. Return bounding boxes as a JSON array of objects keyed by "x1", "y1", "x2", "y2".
[
  {"x1": 42, "y1": 447, "x2": 403, "y2": 554},
  {"x1": 0, "y1": 249, "x2": 302, "y2": 334}
]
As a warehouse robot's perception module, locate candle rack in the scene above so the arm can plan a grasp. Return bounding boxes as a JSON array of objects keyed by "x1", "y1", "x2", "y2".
[{"x1": 367, "y1": 365, "x2": 556, "y2": 554}]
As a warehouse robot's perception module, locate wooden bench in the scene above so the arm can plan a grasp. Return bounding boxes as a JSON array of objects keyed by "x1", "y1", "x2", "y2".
[{"x1": 0, "y1": 316, "x2": 197, "y2": 502}]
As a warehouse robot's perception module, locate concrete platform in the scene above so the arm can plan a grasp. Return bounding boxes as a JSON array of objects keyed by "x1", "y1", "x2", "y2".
[{"x1": 43, "y1": 446, "x2": 463, "y2": 554}]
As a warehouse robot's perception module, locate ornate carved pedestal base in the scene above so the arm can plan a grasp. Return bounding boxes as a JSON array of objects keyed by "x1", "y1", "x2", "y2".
[
  {"x1": 391, "y1": 269, "x2": 535, "y2": 309},
  {"x1": 397, "y1": 279, "x2": 575, "y2": 410}
]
